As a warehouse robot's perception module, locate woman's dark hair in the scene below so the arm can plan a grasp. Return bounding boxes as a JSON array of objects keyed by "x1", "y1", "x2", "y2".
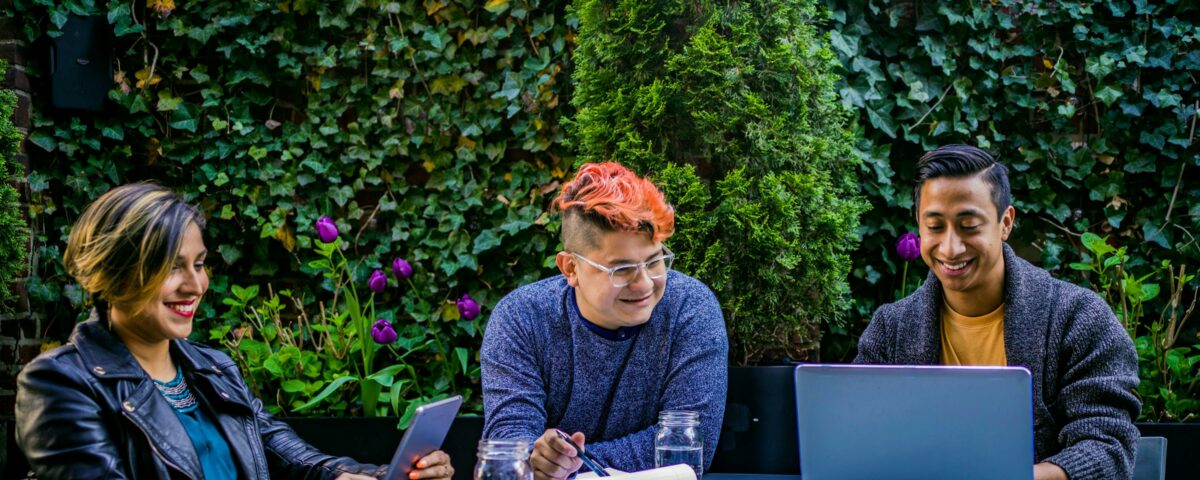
[
  {"x1": 914, "y1": 144, "x2": 1012, "y2": 217},
  {"x1": 63, "y1": 182, "x2": 205, "y2": 315}
]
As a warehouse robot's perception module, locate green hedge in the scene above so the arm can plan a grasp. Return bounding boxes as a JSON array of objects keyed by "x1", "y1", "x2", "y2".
[
  {"x1": 571, "y1": 0, "x2": 866, "y2": 364},
  {"x1": 1, "y1": 60, "x2": 29, "y2": 310},
  {"x1": 822, "y1": 0, "x2": 1199, "y2": 419},
  {"x1": 10, "y1": 0, "x2": 575, "y2": 413}
]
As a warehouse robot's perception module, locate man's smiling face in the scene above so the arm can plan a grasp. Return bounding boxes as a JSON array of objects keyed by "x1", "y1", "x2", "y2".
[{"x1": 917, "y1": 174, "x2": 1014, "y2": 298}]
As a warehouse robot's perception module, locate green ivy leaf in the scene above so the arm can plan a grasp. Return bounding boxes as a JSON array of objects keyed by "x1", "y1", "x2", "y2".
[
  {"x1": 865, "y1": 105, "x2": 897, "y2": 138},
  {"x1": 100, "y1": 124, "x2": 125, "y2": 140},
  {"x1": 330, "y1": 186, "x2": 354, "y2": 207},
  {"x1": 156, "y1": 91, "x2": 183, "y2": 111},
  {"x1": 828, "y1": 30, "x2": 857, "y2": 57},
  {"x1": 29, "y1": 131, "x2": 58, "y2": 152},
  {"x1": 472, "y1": 229, "x2": 503, "y2": 254},
  {"x1": 484, "y1": 0, "x2": 510, "y2": 14},
  {"x1": 1057, "y1": 102, "x2": 1076, "y2": 118},
  {"x1": 248, "y1": 146, "x2": 268, "y2": 161},
  {"x1": 1094, "y1": 85, "x2": 1121, "y2": 106},
  {"x1": 1142, "y1": 222, "x2": 1170, "y2": 249},
  {"x1": 218, "y1": 244, "x2": 243, "y2": 264}
]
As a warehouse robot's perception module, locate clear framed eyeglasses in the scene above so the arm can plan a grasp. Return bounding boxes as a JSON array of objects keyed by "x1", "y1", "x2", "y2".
[{"x1": 570, "y1": 247, "x2": 675, "y2": 288}]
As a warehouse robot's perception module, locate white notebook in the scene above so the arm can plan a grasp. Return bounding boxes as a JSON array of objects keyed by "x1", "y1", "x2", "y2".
[{"x1": 576, "y1": 464, "x2": 696, "y2": 480}]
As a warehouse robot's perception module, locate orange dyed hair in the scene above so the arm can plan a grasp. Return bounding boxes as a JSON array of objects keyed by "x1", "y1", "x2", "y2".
[{"x1": 554, "y1": 162, "x2": 675, "y2": 248}]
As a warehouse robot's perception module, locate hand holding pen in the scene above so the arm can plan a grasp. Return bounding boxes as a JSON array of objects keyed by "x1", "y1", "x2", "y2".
[
  {"x1": 553, "y1": 429, "x2": 609, "y2": 477},
  {"x1": 530, "y1": 428, "x2": 610, "y2": 479}
]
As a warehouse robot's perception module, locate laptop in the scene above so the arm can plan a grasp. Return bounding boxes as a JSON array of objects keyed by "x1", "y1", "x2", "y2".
[{"x1": 794, "y1": 364, "x2": 1033, "y2": 480}]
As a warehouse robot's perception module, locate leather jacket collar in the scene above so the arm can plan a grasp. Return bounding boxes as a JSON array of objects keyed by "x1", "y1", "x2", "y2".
[
  {"x1": 70, "y1": 315, "x2": 260, "y2": 479},
  {"x1": 72, "y1": 313, "x2": 256, "y2": 408}
]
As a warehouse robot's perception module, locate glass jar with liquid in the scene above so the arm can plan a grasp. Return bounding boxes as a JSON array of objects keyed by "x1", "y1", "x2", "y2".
[
  {"x1": 473, "y1": 439, "x2": 533, "y2": 480},
  {"x1": 653, "y1": 410, "x2": 703, "y2": 478}
]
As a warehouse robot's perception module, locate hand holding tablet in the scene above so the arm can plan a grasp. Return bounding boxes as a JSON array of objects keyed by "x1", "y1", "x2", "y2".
[{"x1": 385, "y1": 396, "x2": 463, "y2": 480}]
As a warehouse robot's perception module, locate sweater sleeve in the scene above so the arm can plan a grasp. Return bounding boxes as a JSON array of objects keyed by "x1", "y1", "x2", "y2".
[
  {"x1": 480, "y1": 295, "x2": 547, "y2": 447},
  {"x1": 587, "y1": 283, "x2": 728, "y2": 472},
  {"x1": 1043, "y1": 293, "x2": 1141, "y2": 480},
  {"x1": 854, "y1": 303, "x2": 893, "y2": 364}
]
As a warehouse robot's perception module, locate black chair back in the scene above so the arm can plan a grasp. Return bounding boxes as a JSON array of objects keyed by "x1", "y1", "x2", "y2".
[
  {"x1": 708, "y1": 365, "x2": 800, "y2": 474},
  {"x1": 284, "y1": 415, "x2": 482, "y2": 480}
]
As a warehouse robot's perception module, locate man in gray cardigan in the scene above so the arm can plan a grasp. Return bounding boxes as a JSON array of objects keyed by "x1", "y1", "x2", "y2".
[{"x1": 856, "y1": 145, "x2": 1140, "y2": 480}]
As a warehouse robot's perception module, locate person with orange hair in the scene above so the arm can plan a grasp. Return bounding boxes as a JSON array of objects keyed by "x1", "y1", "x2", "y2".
[{"x1": 481, "y1": 163, "x2": 728, "y2": 479}]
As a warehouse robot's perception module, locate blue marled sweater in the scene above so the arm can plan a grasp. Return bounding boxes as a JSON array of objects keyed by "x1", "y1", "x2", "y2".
[{"x1": 481, "y1": 271, "x2": 728, "y2": 471}]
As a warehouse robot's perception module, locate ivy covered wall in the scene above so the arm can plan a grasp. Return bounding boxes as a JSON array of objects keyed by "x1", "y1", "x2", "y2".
[
  {"x1": 823, "y1": 0, "x2": 1199, "y2": 419},
  {"x1": 8, "y1": 0, "x2": 576, "y2": 411},
  {"x1": 823, "y1": 0, "x2": 1198, "y2": 346}
]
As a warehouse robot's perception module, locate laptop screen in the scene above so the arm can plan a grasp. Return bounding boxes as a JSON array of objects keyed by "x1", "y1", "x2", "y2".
[{"x1": 794, "y1": 364, "x2": 1033, "y2": 480}]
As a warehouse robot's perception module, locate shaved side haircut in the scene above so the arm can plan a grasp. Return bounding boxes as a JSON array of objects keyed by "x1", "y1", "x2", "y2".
[{"x1": 554, "y1": 162, "x2": 675, "y2": 253}]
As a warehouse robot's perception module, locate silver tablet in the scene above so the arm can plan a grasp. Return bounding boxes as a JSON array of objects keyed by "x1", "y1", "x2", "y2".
[{"x1": 385, "y1": 395, "x2": 464, "y2": 479}]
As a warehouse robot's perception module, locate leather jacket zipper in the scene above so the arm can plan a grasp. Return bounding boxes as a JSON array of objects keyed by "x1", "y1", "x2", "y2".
[
  {"x1": 123, "y1": 411, "x2": 196, "y2": 480},
  {"x1": 243, "y1": 416, "x2": 268, "y2": 479}
]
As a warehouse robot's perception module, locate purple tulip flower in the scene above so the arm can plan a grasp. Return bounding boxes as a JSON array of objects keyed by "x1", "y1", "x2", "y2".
[
  {"x1": 392, "y1": 257, "x2": 413, "y2": 280},
  {"x1": 457, "y1": 293, "x2": 480, "y2": 320},
  {"x1": 896, "y1": 232, "x2": 921, "y2": 262},
  {"x1": 315, "y1": 216, "x2": 339, "y2": 243},
  {"x1": 370, "y1": 319, "x2": 398, "y2": 344},
  {"x1": 368, "y1": 269, "x2": 387, "y2": 294}
]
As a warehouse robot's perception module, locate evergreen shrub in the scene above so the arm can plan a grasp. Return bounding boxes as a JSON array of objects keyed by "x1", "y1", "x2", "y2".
[
  {"x1": 571, "y1": 0, "x2": 867, "y2": 363},
  {"x1": 1, "y1": 59, "x2": 30, "y2": 310}
]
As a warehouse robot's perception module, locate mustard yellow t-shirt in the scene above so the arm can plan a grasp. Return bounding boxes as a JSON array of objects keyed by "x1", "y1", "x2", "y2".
[{"x1": 940, "y1": 302, "x2": 1007, "y2": 366}]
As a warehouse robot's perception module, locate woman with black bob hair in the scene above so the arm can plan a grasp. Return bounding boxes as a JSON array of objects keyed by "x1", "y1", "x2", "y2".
[{"x1": 16, "y1": 182, "x2": 453, "y2": 480}]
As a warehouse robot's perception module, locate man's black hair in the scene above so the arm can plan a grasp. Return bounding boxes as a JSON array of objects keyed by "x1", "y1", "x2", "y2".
[{"x1": 914, "y1": 144, "x2": 1012, "y2": 218}]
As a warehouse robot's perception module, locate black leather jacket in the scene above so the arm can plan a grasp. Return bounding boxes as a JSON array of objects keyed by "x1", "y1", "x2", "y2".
[{"x1": 15, "y1": 316, "x2": 384, "y2": 480}]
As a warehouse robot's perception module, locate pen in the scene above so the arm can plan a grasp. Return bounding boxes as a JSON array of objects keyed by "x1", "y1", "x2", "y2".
[{"x1": 554, "y1": 429, "x2": 609, "y2": 477}]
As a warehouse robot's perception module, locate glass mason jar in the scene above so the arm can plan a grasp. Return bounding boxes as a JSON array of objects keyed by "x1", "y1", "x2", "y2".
[
  {"x1": 654, "y1": 410, "x2": 703, "y2": 478},
  {"x1": 473, "y1": 439, "x2": 533, "y2": 480}
]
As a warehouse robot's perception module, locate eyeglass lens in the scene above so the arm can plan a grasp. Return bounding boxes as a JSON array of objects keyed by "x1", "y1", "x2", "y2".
[{"x1": 610, "y1": 256, "x2": 673, "y2": 287}]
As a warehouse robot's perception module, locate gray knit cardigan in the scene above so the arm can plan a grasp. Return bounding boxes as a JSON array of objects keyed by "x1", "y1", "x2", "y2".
[{"x1": 855, "y1": 243, "x2": 1141, "y2": 480}]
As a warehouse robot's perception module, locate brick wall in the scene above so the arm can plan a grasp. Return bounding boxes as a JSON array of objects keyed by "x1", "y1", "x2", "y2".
[{"x1": 2, "y1": 12, "x2": 37, "y2": 477}]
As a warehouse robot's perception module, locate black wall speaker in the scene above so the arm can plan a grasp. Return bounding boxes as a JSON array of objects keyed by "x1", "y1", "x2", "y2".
[{"x1": 50, "y1": 15, "x2": 112, "y2": 112}]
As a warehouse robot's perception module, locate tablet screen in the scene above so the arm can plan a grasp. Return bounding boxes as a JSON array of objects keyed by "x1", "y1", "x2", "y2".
[{"x1": 386, "y1": 395, "x2": 463, "y2": 479}]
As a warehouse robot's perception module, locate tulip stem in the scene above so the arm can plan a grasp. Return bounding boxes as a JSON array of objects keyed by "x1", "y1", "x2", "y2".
[
  {"x1": 900, "y1": 262, "x2": 910, "y2": 299},
  {"x1": 364, "y1": 292, "x2": 377, "y2": 372}
]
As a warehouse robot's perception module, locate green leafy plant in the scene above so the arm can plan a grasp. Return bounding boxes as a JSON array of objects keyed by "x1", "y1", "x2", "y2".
[
  {"x1": 1071, "y1": 232, "x2": 1199, "y2": 422},
  {"x1": 296, "y1": 235, "x2": 476, "y2": 418},
  {"x1": 210, "y1": 284, "x2": 354, "y2": 416},
  {"x1": 570, "y1": 0, "x2": 866, "y2": 364},
  {"x1": 210, "y1": 229, "x2": 482, "y2": 424},
  {"x1": 0, "y1": 59, "x2": 30, "y2": 310}
]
